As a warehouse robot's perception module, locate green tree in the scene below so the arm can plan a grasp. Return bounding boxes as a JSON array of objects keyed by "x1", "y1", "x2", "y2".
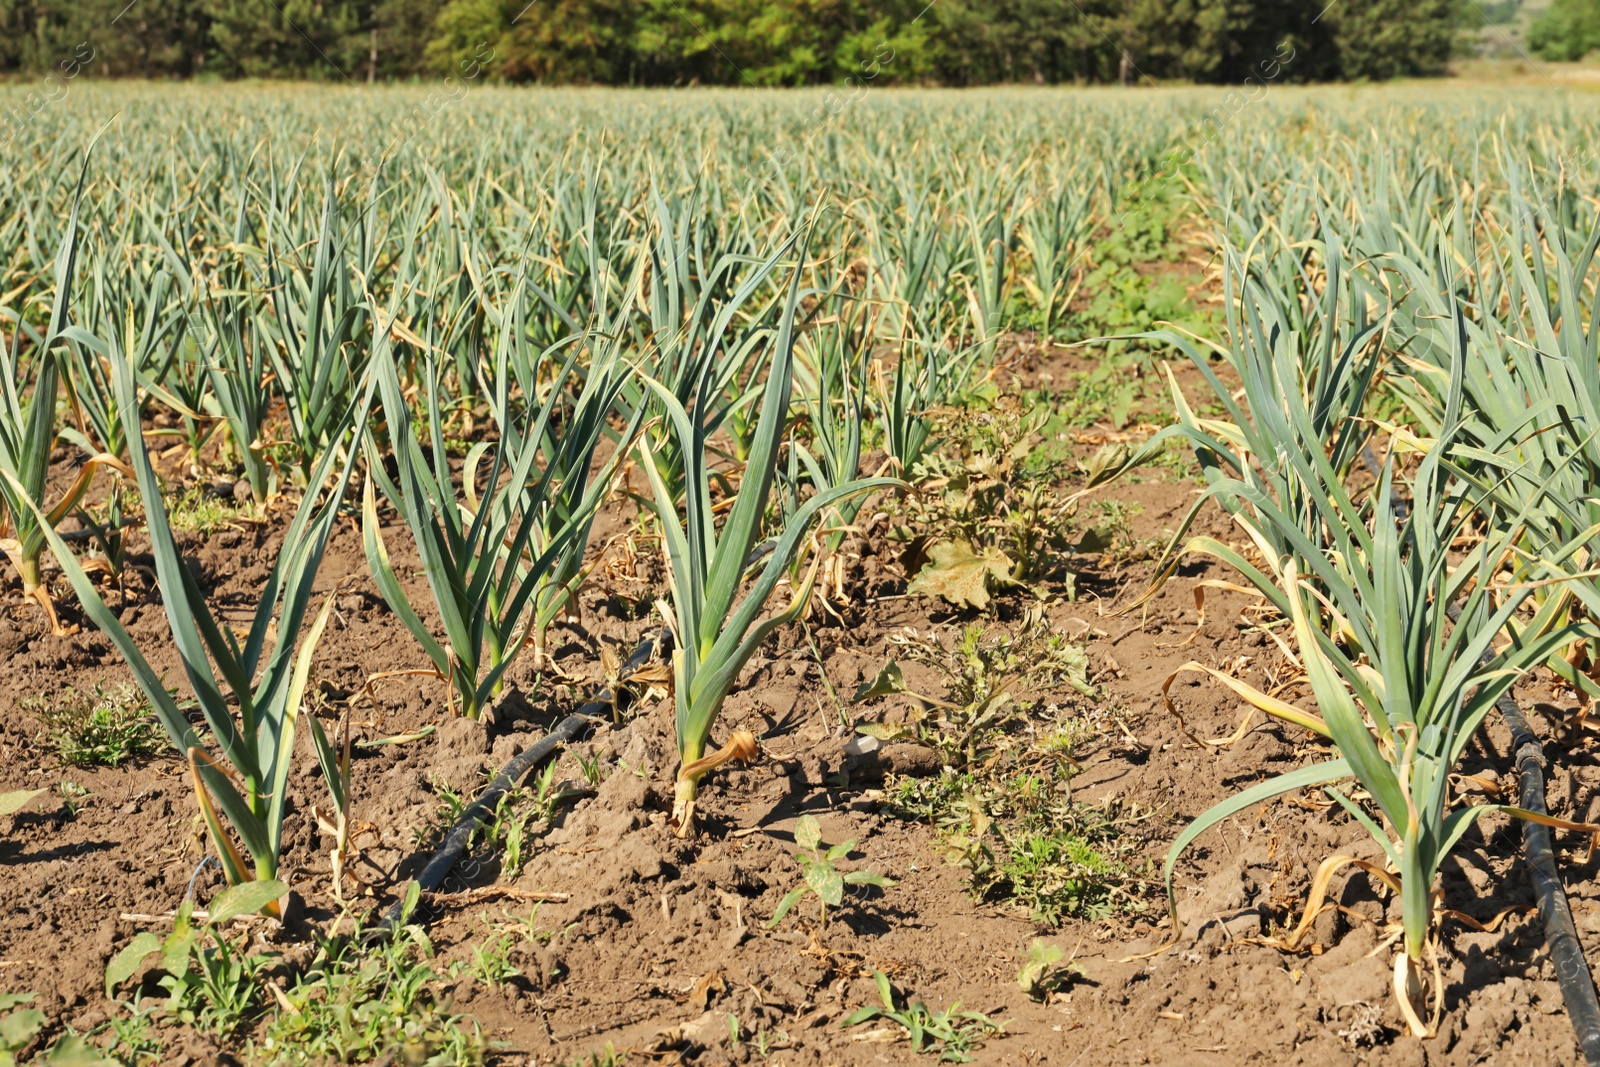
[
  {"x1": 429, "y1": 0, "x2": 632, "y2": 82},
  {"x1": 205, "y1": 0, "x2": 366, "y2": 78},
  {"x1": 366, "y1": 0, "x2": 448, "y2": 79},
  {"x1": 1119, "y1": 0, "x2": 1327, "y2": 83},
  {"x1": 1322, "y1": 0, "x2": 1467, "y2": 79},
  {"x1": 1530, "y1": 0, "x2": 1600, "y2": 61},
  {"x1": 927, "y1": 0, "x2": 1124, "y2": 85},
  {"x1": 0, "y1": 0, "x2": 1474, "y2": 83},
  {"x1": 103, "y1": 0, "x2": 214, "y2": 76}
]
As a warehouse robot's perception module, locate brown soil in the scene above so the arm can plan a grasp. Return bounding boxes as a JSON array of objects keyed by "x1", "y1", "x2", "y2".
[{"x1": 3, "y1": 348, "x2": 1598, "y2": 1066}]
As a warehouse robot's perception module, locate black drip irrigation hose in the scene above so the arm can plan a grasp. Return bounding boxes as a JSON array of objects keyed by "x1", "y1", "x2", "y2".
[
  {"x1": 1374, "y1": 437, "x2": 1600, "y2": 1060},
  {"x1": 365, "y1": 627, "x2": 668, "y2": 942},
  {"x1": 1495, "y1": 689, "x2": 1600, "y2": 1062}
]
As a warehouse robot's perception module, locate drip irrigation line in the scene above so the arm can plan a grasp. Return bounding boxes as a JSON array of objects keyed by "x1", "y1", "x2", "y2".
[
  {"x1": 1496, "y1": 686, "x2": 1600, "y2": 1063},
  {"x1": 1350, "y1": 450, "x2": 1598, "y2": 1057},
  {"x1": 1441, "y1": 597, "x2": 1600, "y2": 1062},
  {"x1": 365, "y1": 627, "x2": 669, "y2": 942}
]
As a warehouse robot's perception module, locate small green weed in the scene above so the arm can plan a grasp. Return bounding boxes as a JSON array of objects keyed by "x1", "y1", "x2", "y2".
[
  {"x1": 0, "y1": 993, "x2": 46, "y2": 1067},
  {"x1": 1066, "y1": 179, "x2": 1216, "y2": 360},
  {"x1": 102, "y1": 882, "x2": 485, "y2": 1063},
  {"x1": 0, "y1": 993, "x2": 119, "y2": 1066},
  {"x1": 106, "y1": 883, "x2": 287, "y2": 1037},
  {"x1": 165, "y1": 485, "x2": 260, "y2": 536},
  {"x1": 23, "y1": 683, "x2": 166, "y2": 768},
  {"x1": 499, "y1": 761, "x2": 585, "y2": 879},
  {"x1": 842, "y1": 971, "x2": 1004, "y2": 1062},
  {"x1": 890, "y1": 769, "x2": 1148, "y2": 924},
  {"x1": 766, "y1": 814, "x2": 893, "y2": 930},
  {"x1": 57, "y1": 780, "x2": 91, "y2": 820},
  {"x1": 750, "y1": 1025, "x2": 790, "y2": 1058},
  {"x1": 1082, "y1": 499, "x2": 1168, "y2": 569},
  {"x1": 1046, "y1": 363, "x2": 1145, "y2": 431},
  {"x1": 865, "y1": 638, "x2": 1149, "y2": 927},
  {"x1": 258, "y1": 917, "x2": 484, "y2": 1065},
  {"x1": 1017, "y1": 938, "x2": 1081, "y2": 1000},
  {"x1": 94, "y1": 1001, "x2": 163, "y2": 1064},
  {"x1": 892, "y1": 396, "x2": 1081, "y2": 608},
  {"x1": 415, "y1": 763, "x2": 583, "y2": 879},
  {"x1": 853, "y1": 623, "x2": 1093, "y2": 769},
  {"x1": 468, "y1": 932, "x2": 521, "y2": 986}
]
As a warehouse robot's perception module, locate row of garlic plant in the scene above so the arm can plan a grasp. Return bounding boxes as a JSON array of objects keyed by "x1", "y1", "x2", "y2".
[{"x1": 1128, "y1": 111, "x2": 1600, "y2": 1037}]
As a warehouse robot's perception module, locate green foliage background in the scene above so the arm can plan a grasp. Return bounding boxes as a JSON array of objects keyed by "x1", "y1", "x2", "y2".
[
  {"x1": 0, "y1": 0, "x2": 1466, "y2": 84},
  {"x1": 1531, "y1": 0, "x2": 1600, "y2": 60}
]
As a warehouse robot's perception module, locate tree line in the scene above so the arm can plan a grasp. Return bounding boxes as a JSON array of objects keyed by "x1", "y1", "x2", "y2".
[{"x1": 0, "y1": 0, "x2": 1466, "y2": 85}]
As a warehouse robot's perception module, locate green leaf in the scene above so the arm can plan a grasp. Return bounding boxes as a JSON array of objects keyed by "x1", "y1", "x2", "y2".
[
  {"x1": 1078, "y1": 441, "x2": 1133, "y2": 488},
  {"x1": 0, "y1": 998, "x2": 33, "y2": 1015},
  {"x1": 765, "y1": 886, "x2": 808, "y2": 929},
  {"x1": 45, "y1": 1035, "x2": 118, "y2": 1066},
  {"x1": 0, "y1": 1008, "x2": 44, "y2": 1053},
  {"x1": 0, "y1": 790, "x2": 43, "y2": 817},
  {"x1": 1018, "y1": 938, "x2": 1064, "y2": 996},
  {"x1": 852, "y1": 660, "x2": 907, "y2": 702},
  {"x1": 840, "y1": 1005, "x2": 882, "y2": 1027},
  {"x1": 104, "y1": 933, "x2": 164, "y2": 998},
  {"x1": 1163, "y1": 758, "x2": 1352, "y2": 927},
  {"x1": 160, "y1": 927, "x2": 198, "y2": 978},
  {"x1": 843, "y1": 871, "x2": 894, "y2": 888},
  {"x1": 806, "y1": 863, "x2": 845, "y2": 907},
  {"x1": 206, "y1": 878, "x2": 288, "y2": 924},
  {"x1": 400, "y1": 879, "x2": 421, "y2": 925},
  {"x1": 907, "y1": 540, "x2": 1013, "y2": 610},
  {"x1": 1074, "y1": 526, "x2": 1115, "y2": 555},
  {"x1": 854, "y1": 722, "x2": 909, "y2": 741},
  {"x1": 825, "y1": 840, "x2": 854, "y2": 863},
  {"x1": 172, "y1": 898, "x2": 194, "y2": 938},
  {"x1": 874, "y1": 969, "x2": 895, "y2": 1009},
  {"x1": 794, "y1": 814, "x2": 822, "y2": 852},
  {"x1": 906, "y1": 1011, "x2": 925, "y2": 1049}
]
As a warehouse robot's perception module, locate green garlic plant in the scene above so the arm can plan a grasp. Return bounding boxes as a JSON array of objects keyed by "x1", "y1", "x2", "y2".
[
  {"x1": 18, "y1": 344, "x2": 371, "y2": 910},
  {"x1": 639, "y1": 229, "x2": 899, "y2": 835}
]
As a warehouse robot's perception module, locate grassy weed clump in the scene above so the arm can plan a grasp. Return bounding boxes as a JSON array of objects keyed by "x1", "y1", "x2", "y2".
[
  {"x1": 163, "y1": 484, "x2": 261, "y2": 536},
  {"x1": 101, "y1": 888, "x2": 487, "y2": 1065},
  {"x1": 842, "y1": 970, "x2": 1005, "y2": 1062},
  {"x1": 24, "y1": 683, "x2": 166, "y2": 767},
  {"x1": 890, "y1": 768, "x2": 1147, "y2": 924},
  {"x1": 856, "y1": 624, "x2": 1093, "y2": 768},
  {"x1": 892, "y1": 392, "x2": 1158, "y2": 608},
  {"x1": 1066, "y1": 178, "x2": 1216, "y2": 356},
  {"x1": 258, "y1": 921, "x2": 485, "y2": 1066},
  {"x1": 859, "y1": 621, "x2": 1147, "y2": 923}
]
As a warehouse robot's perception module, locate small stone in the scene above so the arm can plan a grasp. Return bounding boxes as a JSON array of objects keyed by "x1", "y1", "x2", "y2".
[
  {"x1": 843, "y1": 735, "x2": 879, "y2": 757},
  {"x1": 883, "y1": 744, "x2": 942, "y2": 777}
]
